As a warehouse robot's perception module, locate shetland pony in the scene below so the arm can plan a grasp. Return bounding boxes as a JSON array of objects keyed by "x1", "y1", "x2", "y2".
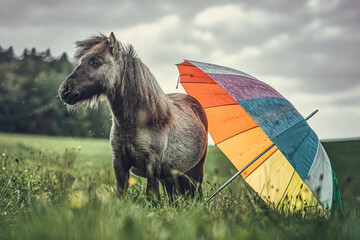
[{"x1": 59, "y1": 33, "x2": 208, "y2": 199}]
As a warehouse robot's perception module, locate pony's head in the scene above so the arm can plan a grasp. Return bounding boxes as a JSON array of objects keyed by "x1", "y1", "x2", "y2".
[
  {"x1": 60, "y1": 32, "x2": 173, "y2": 128},
  {"x1": 59, "y1": 32, "x2": 125, "y2": 107}
]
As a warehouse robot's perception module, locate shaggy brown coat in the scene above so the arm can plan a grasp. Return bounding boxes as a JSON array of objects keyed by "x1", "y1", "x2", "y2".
[{"x1": 60, "y1": 32, "x2": 208, "y2": 198}]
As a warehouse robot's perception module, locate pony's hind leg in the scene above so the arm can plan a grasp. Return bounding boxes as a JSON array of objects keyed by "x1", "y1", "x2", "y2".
[
  {"x1": 161, "y1": 179, "x2": 175, "y2": 200},
  {"x1": 183, "y1": 145, "x2": 208, "y2": 197},
  {"x1": 162, "y1": 146, "x2": 207, "y2": 199},
  {"x1": 177, "y1": 175, "x2": 198, "y2": 197},
  {"x1": 162, "y1": 175, "x2": 197, "y2": 198}
]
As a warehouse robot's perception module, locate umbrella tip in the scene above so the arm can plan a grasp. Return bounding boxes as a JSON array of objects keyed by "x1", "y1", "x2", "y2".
[{"x1": 305, "y1": 109, "x2": 319, "y2": 121}]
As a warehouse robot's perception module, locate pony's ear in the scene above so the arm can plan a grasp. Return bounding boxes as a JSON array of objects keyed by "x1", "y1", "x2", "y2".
[{"x1": 108, "y1": 32, "x2": 120, "y2": 56}]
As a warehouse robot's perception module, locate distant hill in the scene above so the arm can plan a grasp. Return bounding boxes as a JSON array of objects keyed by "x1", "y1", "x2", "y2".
[{"x1": 0, "y1": 46, "x2": 111, "y2": 138}]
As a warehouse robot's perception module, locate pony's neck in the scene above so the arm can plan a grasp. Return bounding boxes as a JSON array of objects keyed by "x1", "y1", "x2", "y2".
[{"x1": 108, "y1": 56, "x2": 173, "y2": 130}]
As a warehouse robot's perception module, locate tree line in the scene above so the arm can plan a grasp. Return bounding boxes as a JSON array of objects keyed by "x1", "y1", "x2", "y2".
[{"x1": 0, "y1": 46, "x2": 111, "y2": 138}]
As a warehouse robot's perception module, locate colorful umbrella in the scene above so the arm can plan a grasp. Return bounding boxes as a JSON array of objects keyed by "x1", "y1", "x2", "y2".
[{"x1": 176, "y1": 60, "x2": 342, "y2": 216}]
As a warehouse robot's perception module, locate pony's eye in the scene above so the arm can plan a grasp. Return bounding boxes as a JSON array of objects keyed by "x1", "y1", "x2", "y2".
[{"x1": 90, "y1": 58, "x2": 102, "y2": 67}]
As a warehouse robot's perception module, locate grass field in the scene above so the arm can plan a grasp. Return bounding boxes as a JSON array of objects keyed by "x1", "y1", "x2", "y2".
[{"x1": 0, "y1": 132, "x2": 359, "y2": 239}]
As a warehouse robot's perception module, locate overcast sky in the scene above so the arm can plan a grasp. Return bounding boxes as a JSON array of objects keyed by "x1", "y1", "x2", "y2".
[{"x1": 1, "y1": 0, "x2": 359, "y2": 140}]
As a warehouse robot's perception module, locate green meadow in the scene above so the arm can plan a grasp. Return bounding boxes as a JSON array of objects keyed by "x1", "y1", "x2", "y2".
[{"x1": 0, "y1": 132, "x2": 359, "y2": 239}]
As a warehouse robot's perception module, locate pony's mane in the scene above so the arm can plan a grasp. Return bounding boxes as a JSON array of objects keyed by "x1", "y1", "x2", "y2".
[
  {"x1": 73, "y1": 34, "x2": 173, "y2": 129},
  {"x1": 118, "y1": 54, "x2": 173, "y2": 129},
  {"x1": 74, "y1": 34, "x2": 135, "y2": 61}
]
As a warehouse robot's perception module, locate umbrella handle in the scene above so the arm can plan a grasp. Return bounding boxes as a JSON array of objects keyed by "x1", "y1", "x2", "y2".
[
  {"x1": 203, "y1": 109, "x2": 319, "y2": 205},
  {"x1": 203, "y1": 144, "x2": 275, "y2": 204}
]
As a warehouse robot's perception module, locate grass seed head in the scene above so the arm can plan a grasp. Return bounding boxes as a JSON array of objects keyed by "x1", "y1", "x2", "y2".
[{"x1": 68, "y1": 191, "x2": 88, "y2": 209}]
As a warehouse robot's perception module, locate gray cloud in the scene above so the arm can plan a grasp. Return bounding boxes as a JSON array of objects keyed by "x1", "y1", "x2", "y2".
[
  {"x1": 0, "y1": 0, "x2": 359, "y2": 139},
  {"x1": 190, "y1": 1, "x2": 360, "y2": 94},
  {"x1": 0, "y1": 1, "x2": 163, "y2": 28}
]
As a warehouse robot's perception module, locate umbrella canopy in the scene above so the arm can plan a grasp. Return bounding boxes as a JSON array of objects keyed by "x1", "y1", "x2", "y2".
[{"x1": 177, "y1": 60, "x2": 341, "y2": 215}]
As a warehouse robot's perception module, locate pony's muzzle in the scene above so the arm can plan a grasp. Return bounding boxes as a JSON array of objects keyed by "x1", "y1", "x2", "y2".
[{"x1": 60, "y1": 83, "x2": 80, "y2": 105}]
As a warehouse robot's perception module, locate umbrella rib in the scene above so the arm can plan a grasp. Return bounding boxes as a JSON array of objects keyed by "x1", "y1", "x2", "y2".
[
  {"x1": 275, "y1": 170, "x2": 296, "y2": 210},
  {"x1": 260, "y1": 109, "x2": 318, "y2": 141},
  {"x1": 204, "y1": 103, "x2": 239, "y2": 110},
  {"x1": 216, "y1": 125, "x2": 259, "y2": 145},
  {"x1": 181, "y1": 82, "x2": 218, "y2": 84},
  {"x1": 250, "y1": 147, "x2": 280, "y2": 198},
  {"x1": 206, "y1": 103, "x2": 239, "y2": 108},
  {"x1": 244, "y1": 146, "x2": 279, "y2": 181}
]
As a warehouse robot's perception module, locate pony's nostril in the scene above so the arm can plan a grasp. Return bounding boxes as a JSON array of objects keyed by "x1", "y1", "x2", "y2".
[
  {"x1": 61, "y1": 91, "x2": 80, "y2": 105},
  {"x1": 62, "y1": 84, "x2": 69, "y2": 95}
]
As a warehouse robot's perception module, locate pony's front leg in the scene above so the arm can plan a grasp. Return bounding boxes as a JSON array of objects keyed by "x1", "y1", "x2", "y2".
[
  {"x1": 113, "y1": 155, "x2": 131, "y2": 196},
  {"x1": 145, "y1": 153, "x2": 161, "y2": 200}
]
